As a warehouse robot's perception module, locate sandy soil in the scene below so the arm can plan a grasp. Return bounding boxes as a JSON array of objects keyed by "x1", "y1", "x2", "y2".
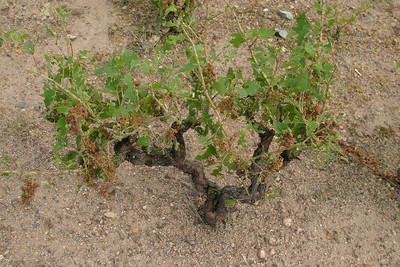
[{"x1": 0, "y1": 0, "x2": 399, "y2": 266}]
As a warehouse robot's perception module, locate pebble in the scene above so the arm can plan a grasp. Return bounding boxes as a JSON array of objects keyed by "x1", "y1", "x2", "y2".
[
  {"x1": 283, "y1": 217, "x2": 293, "y2": 227},
  {"x1": 71, "y1": 8, "x2": 83, "y2": 16},
  {"x1": 258, "y1": 249, "x2": 266, "y2": 259},
  {"x1": 15, "y1": 101, "x2": 28, "y2": 109},
  {"x1": 131, "y1": 227, "x2": 141, "y2": 234},
  {"x1": 270, "y1": 248, "x2": 276, "y2": 256},
  {"x1": 277, "y1": 10, "x2": 294, "y2": 20},
  {"x1": 268, "y1": 236, "x2": 277, "y2": 245},
  {"x1": 67, "y1": 34, "x2": 77, "y2": 41},
  {"x1": 275, "y1": 29, "x2": 288, "y2": 39},
  {"x1": 149, "y1": 35, "x2": 160, "y2": 43},
  {"x1": 104, "y1": 211, "x2": 117, "y2": 218}
]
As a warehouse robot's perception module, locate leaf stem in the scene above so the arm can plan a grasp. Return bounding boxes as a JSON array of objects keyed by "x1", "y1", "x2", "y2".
[{"x1": 181, "y1": 24, "x2": 231, "y2": 140}]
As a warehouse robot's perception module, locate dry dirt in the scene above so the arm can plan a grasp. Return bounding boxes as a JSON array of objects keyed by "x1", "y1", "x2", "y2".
[{"x1": 0, "y1": 0, "x2": 399, "y2": 266}]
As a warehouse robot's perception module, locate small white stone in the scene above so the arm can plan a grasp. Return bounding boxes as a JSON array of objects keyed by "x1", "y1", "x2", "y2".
[
  {"x1": 258, "y1": 249, "x2": 266, "y2": 259},
  {"x1": 275, "y1": 29, "x2": 288, "y2": 39},
  {"x1": 104, "y1": 211, "x2": 117, "y2": 218},
  {"x1": 277, "y1": 10, "x2": 294, "y2": 20},
  {"x1": 149, "y1": 35, "x2": 160, "y2": 43},
  {"x1": 270, "y1": 248, "x2": 276, "y2": 256},
  {"x1": 67, "y1": 34, "x2": 77, "y2": 41},
  {"x1": 283, "y1": 217, "x2": 293, "y2": 227}
]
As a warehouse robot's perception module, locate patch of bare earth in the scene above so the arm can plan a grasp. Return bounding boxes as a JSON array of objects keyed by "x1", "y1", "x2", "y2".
[{"x1": 0, "y1": 0, "x2": 399, "y2": 266}]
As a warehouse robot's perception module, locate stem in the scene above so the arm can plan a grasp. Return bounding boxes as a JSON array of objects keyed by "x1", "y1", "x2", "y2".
[
  {"x1": 204, "y1": 0, "x2": 209, "y2": 60},
  {"x1": 226, "y1": 1, "x2": 272, "y2": 88},
  {"x1": 181, "y1": 24, "x2": 231, "y2": 140}
]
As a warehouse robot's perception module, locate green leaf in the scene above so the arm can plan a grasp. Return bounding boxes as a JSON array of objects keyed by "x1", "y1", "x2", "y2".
[
  {"x1": 195, "y1": 144, "x2": 218, "y2": 160},
  {"x1": 179, "y1": 62, "x2": 196, "y2": 73},
  {"x1": 306, "y1": 120, "x2": 319, "y2": 136},
  {"x1": 22, "y1": 40, "x2": 35, "y2": 55},
  {"x1": 226, "y1": 67, "x2": 236, "y2": 80},
  {"x1": 19, "y1": 33, "x2": 29, "y2": 40},
  {"x1": 43, "y1": 89, "x2": 56, "y2": 108},
  {"x1": 44, "y1": 25, "x2": 56, "y2": 37},
  {"x1": 57, "y1": 106, "x2": 69, "y2": 114},
  {"x1": 56, "y1": 117, "x2": 67, "y2": 136},
  {"x1": 211, "y1": 166, "x2": 223, "y2": 176},
  {"x1": 224, "y1": 48, "x2": 237, "y2": 63},
  {"x1": 95, "y1": 61, "x2": 117, "y2": 76},
  {"x1": 258, "y1": 27, "x2": 276, "y2": 40},
  {"x1": 79, "y1": 50, "x2": 90, "y2": 56},
  {"x1": 124, "y1": 88, "x2": 139, "y2": 111},
  {"x1": 229, "y1": 33, "x2": 246, "y2": 48},
  {"x1": 293, "y1": 13, "x2": 311, "y2": 45},
  {"x1": 237, "y1": 131, "x2": 248, "y2": 149},
  {"x1": 304, "y1": 42, "x2": 315, "y2": 58},
  {"x1": 267, "y1": 187, "x2": 283, "y2": 199},
  {"x1": 130, "y1": 56, "x2": 141, "y2": 70},
  {"x1": 212, "y1": 78, "x2": 227, "y2": 96},
  {"x1": 61, "y1": 150, "x2": 79, "y2": 166},
  {"x1": 275, "y1": 122, "x2": 288, "y2": 134},
  {"x1": 151, "y1": 0, "x2": 163, "y2": 9},
  {"x1": 123, "y1": 75, "x2": 133, "y2": 89},
  {"x1": 163, "y1": 4, "x2": 177, "y2": 19},
  {"x1": 164, "y1": 33, "x2": 184, "y2": 51},
  {"x1": 113, "y1": 105, "x2": 129, "y2": 116},
  {"x1": 323, "y1": 62, "x2": 334, "y2": 74},
  {"x1": 225, "y1": 198, "x2": 236, "y2": 208},
  {"x1": 245, "y1": 28, "x2": 259, "y2": 39},
  {"x1": 120, "y1": 49, "x2": 136, "y2": 66},
  {"x1": 220, "y1": 152, "x2": 238, "y2": 170},
  {"x1": 1, "y1": 172, "x2": 10, "y2": 176},
  {"x1": 137, "y1": 136, "x2": 151, "y2": 147},
  {"x1": 140, "y1": 59, "x2": 152, "y2": 73},
  {"x1": 239, "y1": 80, "x2": 262, "y2": 97}
]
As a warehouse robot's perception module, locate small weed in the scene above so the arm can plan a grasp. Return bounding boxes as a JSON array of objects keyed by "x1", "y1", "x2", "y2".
[
  {"x1": 0, "y1": 114, "x2": 32, "y2": 139},
  {"x1": 41, "y1": 1, "x2": 71, "y2": 26},
  {"x1": 151, "y1": 0, "x2": 196, "y2": 33},
  {"x1": 20, "y1": 177, "x2": 40, "y2": 205}
]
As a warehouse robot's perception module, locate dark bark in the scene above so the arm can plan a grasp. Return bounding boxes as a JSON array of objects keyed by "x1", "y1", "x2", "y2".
[
  {"x1": 114, "y1": 123, "x2": 277, "y2": 225},
  {"x1": 246, "y1": 128, "x2": 275, "y2": 203}
]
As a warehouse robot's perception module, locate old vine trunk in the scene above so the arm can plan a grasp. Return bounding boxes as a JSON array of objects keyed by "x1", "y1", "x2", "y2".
[{"x1": 114, "y1": 122, "x2": 295, "y2": 225}]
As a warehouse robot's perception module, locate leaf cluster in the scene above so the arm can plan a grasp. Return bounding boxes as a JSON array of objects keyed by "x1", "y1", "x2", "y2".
[
  {"x1": 151, "y1": 0, "x2": 196, "y2": 32},
  {"x1": 41, "y1": 10, "x2": 339, "y2": 182}
]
